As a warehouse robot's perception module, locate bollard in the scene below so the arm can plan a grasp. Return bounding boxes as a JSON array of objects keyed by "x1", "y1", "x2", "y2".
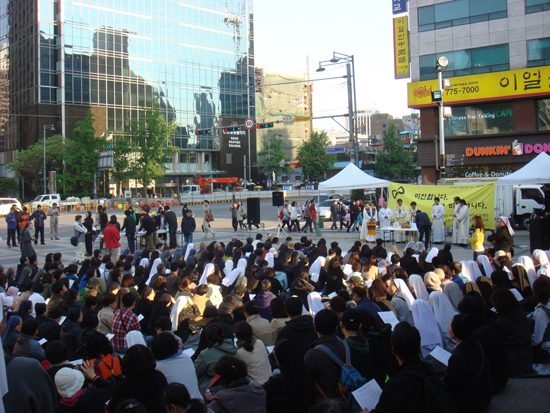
[
  {"x1": 75, "y1": 204, "x2": 81, "y2": 212},
  {"x1": 124, "y1": 202, "x2": 129, "y2": 210}
]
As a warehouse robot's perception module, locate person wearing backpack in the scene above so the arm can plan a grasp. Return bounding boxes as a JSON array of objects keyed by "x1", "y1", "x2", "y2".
[
  {"x1": 369, "y1": 321, "x2": 434, "y2": 413},
  {"x1": 304, "y1": 309, "x2": 361, "y2": 402}
]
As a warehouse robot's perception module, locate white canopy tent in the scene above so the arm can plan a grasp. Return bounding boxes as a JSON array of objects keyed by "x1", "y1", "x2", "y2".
[
  {"x1": 496, "y1": 152, "x2": 550, "y2": 185},
  {"x1": 318, "y1": 163, "x2": 389, "y2": 191}
]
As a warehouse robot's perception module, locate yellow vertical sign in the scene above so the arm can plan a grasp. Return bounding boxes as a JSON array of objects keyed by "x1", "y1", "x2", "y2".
[{"x1": 393, "y1": 16, "x2": 409, "y2": 79}]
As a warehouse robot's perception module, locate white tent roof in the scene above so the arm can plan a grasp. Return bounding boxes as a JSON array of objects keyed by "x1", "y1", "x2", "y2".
[
  {"x1": 318, "y1": 163, "x2": 389, "y2": 191},
  {"x1": 496, "y1": 152, "x2": 550, "y2": 186}
]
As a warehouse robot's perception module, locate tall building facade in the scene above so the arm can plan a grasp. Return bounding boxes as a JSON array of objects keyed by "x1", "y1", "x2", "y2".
[
  {"x1": 0, "y1": 0, "x2": 255, "y2": 194},
  {"x1": 407, "y1": 0, "x2": 550, "y2": 184}
]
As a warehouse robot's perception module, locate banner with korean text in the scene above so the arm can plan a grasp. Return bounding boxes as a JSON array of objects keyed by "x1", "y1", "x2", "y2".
[
  {"x1": 388, "y1": 182, "x2": 496, "y2": 228},
  {"x1": 393, "y1": 16, "x2": 410, "y2": 79},
  {"x1": 408, "y1": 67, "x2": 550, "y2": 108}
]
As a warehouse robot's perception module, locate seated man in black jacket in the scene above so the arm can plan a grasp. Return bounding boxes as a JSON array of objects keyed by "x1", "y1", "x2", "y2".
[
  {"x1": 217, "y1": 285, "x2": 246, "y2": 326},
  {"x1": 276, "y1": 297, "x2": 317, "y2": 358},
  {"x1": 399, "y1": 248, "x2": 418, "y2": 274},
  {"x1": 341, "y1": 309, "x2": 373, "y2": 381},
  {"x1": 371, "y1": 321, "x2": 433, "y2": 413},
  {"x1": 304, "y1": 309, "x2": 347, "y2": 401}
]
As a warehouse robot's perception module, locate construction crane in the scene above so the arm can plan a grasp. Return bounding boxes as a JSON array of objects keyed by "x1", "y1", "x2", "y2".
[{"x1": 193, "y1": 175, "x2": 241, "y2": 194}]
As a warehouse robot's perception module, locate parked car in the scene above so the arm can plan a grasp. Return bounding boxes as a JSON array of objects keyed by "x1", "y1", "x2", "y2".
[
  {"x1": 316, "y1": 199, "x2": 351, "y2": 221},
  {"x1": 0, "y1": 198, "x2": 21, "y2": 216}
]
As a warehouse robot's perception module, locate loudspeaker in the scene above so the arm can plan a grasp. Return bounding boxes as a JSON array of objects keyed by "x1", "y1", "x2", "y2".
[
  {"x1": 247, "y1": 198, "x2": 261, "y2": 225},
  {"x1": 530, "y1": 218, "x2": 550, "y2": 252},
  {"x1": 545, "y1": 189, "x2": 550, "y2": 213},
  {"x1": 272, "y1": 191, "x2": 285, "y2": 207}
]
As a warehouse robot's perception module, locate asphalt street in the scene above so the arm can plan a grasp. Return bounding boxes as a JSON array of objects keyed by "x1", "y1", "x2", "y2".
[{"x1": 0, "y1": 198, "x2": 533, "y2": 269}]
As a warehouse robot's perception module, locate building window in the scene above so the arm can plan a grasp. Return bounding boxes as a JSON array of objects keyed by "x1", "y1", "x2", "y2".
[
  {"x1": 444, "y1": 102, "x2": 514, "y2": 136},
  {"x1": 418, "y1": 0, "x2": 507, "y2": 32},
  {"x1": 527, "y1": 38, "x2": 550, "y2": 67},
  {"x1": 420, "y1": 44, "x2": 509, "y2": 80},
  {"x1": 526, "y1": 0, "x2": 550, "y2": 14},
  {"x1": 226, "y1": 153, "x2": 232, "y2": 164},
  {"x1": 537, "y1": 99, "x2": 550, "y2": 130}
]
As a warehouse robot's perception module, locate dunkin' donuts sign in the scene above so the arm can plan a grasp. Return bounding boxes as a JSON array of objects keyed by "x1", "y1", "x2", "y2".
[{"x1": 466, "y1": 140, "x2": 550, "y2": 157}]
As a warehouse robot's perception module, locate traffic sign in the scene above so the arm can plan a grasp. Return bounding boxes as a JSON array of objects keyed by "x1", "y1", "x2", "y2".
[
  {"x1": 326, "y1": 147, "x2": 345, "y2": 154},
  {"x1": 282, "y1": 116, "x2": 294, "y2": 126},
  {"x1": 245, "y1": 119, "x2": 254, "y2": 129},
  {"x1": 294, "y1": 115, "x2": 312, "y2": 122}
]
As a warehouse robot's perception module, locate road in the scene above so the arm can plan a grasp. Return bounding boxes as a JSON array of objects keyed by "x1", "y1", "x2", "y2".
[{"x1": 0, "y1": 198, "x2": 534, "y2": 269}]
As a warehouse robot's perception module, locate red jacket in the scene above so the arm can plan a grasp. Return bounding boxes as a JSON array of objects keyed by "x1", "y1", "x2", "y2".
[
  {"x1": 103, "y1": 224, "x2": 120, "y2": 248},
  {"x1": 310, "y1": 203, "x2": 317, "y2": 219}
]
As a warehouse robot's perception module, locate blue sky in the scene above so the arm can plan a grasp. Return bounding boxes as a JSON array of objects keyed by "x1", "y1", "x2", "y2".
[{"x1": 253, "y1": 0, "x2": 412, "y2": 131}]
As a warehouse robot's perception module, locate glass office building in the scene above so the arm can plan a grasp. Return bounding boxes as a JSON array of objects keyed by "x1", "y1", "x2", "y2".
[{"x1": 0, "y1": 0, "x2": 255, "y2": 192}]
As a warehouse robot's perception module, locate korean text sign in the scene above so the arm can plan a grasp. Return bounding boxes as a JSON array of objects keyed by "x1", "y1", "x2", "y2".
[
  {"x1": 393, "y1": 16, "x2": 410, "y2": 80},
  {"x1": 407, "y1": 67, "x2": 550, "y2": 108},
  {"x1": 388, "y1": 182, "x2": 496, "y2": 228}
]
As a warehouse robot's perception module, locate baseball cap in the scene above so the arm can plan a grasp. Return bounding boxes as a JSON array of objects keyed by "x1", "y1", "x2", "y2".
[{"x1": 342, "y1": 309, "x2": 361, "y2": 330}]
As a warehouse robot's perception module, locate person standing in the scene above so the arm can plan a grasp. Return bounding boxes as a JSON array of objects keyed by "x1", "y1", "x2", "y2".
[
  {"x1": 83, "y1": 210, "x2": 94, "y2": 257},
  {"x1": 47, "y1": 203, "x2": 60, "y2": 241},
  {"x1": 360, "y1": 200, "x2": 378, "y2": 243},
  {"x1": 415, "y1": 210, "x2": 432, "y2": 248},
  {"x1": 491, "y1": 216, "x2": 514, "y2": 259},
  {"x1": 469, "y1": 216, "x2": 486, "y2": 261},
  {"x1": 338, "y1": 200, "x2": 348, "y2": 231},
  {"x1": 409, "y1": 201, "x2": 419, "y2": 242},
  {"x1": 290, "y1": 201, "x2": 300, "y2": 233},
  {"x1": 17, "y1": 206, "x2": 30, "y2": 243},
  {"x1": 301, "y1": 200, "x2": 313, "y2": 233},
  {"x1": 237, "y1": 201, "x2": 247, "y2": 231},
  {"x1": 5, "y1": 206, "x2": 18, "y2": 248},
  {"x1": 379, "y1": 201, "x2": 393, "y2": 241},
  {"x1": 202, "y1": 200, "x2": 215, "y2": 239},
  {"x1": 431, "y1": 197, "x2": 445, "y2": 244},
  {"x1": 20, "y1": 220, "x2": 36, "y2": 259},
  {"x1": 138, "y1": 208, "x2": 158, "y2": 251},
  {"x1": 347, "y1": 200, "x2": 359, "y2": 233},
  {"x1": 330, "y1": 200, "x2": 339, "y2": 230},
  {"x1": 164, "y1": 206, "x2": 178, "y2": 249},
  {"x1": 378, "y1": 194, "x2": 385, "y2": 208},
  {"x1": 457, "y1": 199, "x2": 470, "y2": 246},
  {"x1": 96, "y1": 206, "x2": 109, "y2": 251},
  {"x1": 31, "y1": 205, "x2": 47, "y2": 245},
  {"x1": 230, "y1": 202, "x2": 239, "y2": 231},
  {"x1": 393, "y1": 199, "x2": 408, "y2": 242},
  {"x1": 74, "y1": 215, "x2": 88, "y2": 264},
  {"x1": 310, "y1": 199, "x2": 318, "y2": 232},
  {"x1": 181, "y1": 209, "x2": 196, "y2": 244},
  {"x1": 104, "y1": 215, "x2": 121, "y2": 259},
  {"x1": 451, "y1": 196, "x2": 461, "y2": 245},
  {"x1": 122, "y1": 209, "x2": 136, "y2": 254}
]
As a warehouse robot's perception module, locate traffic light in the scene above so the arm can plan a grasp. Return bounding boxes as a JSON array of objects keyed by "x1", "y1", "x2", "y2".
[
  {"x1": 224, "y1": 126, "x2": 239, "y2": 132},
  {"x1": 195, "y1": 129, "x2": 210, "y2": 135},
  {"x1": 256, "y1": 122, "x2": 274, "y2": 129}
]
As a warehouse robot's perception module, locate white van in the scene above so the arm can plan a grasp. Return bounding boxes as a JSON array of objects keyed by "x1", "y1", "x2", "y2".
[{"x1": 0, "y1": 198, "x2": 21, "y2": 216}]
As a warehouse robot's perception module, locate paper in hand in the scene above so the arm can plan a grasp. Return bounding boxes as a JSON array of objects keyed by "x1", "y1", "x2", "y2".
[
  {"x1": 352, "y1": 379, "x2": 383, "y2": 411},
  {"x1": 378, "y1": 311, "x2": 399, "y2": 330},
  {"x1": 183, "y1": 348, "x2": 195, "y2": 357},
  {"x1": 429, "y1": 346, "x2": 452, "y2": 366}
]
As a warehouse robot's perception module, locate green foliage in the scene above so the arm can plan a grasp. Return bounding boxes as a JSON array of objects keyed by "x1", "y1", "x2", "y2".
[
  {"x1": 111, "y1": 133, "x2": 135, "y2": 185},
  {"x1": 351, "y1": 189, "x2": 364, "y2": 200},
  {"x1": 132, "y1": 101, "x2": 177, "y2": 188},
  {"x1": 0, "y1": 178, "x2": 18, "y2": 196},
  {"x1": 296, "y1": 131, "x2": 336, "y2": 181},
  {"x1": 257, "y1": 134, "x2": 292, "y2": 177},
  {"x1": 7, "y1": 134, "x2": 66, "y2": 195},
  {"x1": 374, "y1": 124, "x2": 415, "y2": 180},
  {"x1": 63, "y1": 112, "x2": 106, "y2": 192}
]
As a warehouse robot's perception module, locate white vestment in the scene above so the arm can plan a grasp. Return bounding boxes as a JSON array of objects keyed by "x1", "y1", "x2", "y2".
[
  {"x1": 393, "y1": 205, "x2": 408, "y2": 242},
  {"x1": 360, "y1": 206, "x2": 377, "y2": 242},
  {"x1": 457, "y1": 205, "x2": 470, "y2": 244},
  {"x1": 451, "y1": 203, "x2": 461, "y2": 244},
  {"x1": 379, "y1": 207, "x2": 393, "y2": 241},
  {"x1": 409, "y1": 207, "x2": 418, "y2": 242},
  {"x1": 431, "y1": 203, "x2": 445, "y2": 243}
]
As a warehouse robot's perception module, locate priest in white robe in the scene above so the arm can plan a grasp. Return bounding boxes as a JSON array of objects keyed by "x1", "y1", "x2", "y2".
[
  {"x1": 393, "y1": 199, "x2": 408, "y2": 243},
  {"x1": 360, "y1": 201, "x2": 378, "y2": 243},
  {"x1": 431, "y1": 197, "x2": 445, "y2": 243},
  {"x1": 457, "y1": 199, "x2": 470, "y2": 245},
  {"x1": 451, "y1": 196, "x2": 462, "y2": 244},
  {"x1": 379, "y1": 202, "x2": 393, "y2": 241}
]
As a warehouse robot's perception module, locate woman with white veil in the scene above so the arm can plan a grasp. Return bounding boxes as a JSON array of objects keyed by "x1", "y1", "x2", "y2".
[
  {"x1": 265, "y1": 252, "x2": 275, "y2": 268},
  {"x1": 459, "y1": 260, "x2": 473, "y2": 283},
  {"x1": 409, "y1": 274, "x2": 429, "y2": 302},
  {"x1": 237, "y1": 258, "x2": 247, "y2": 277},
  {"x1": 309, "y1": 256, "x2": 326, "y2": 283},
  {"x1": 183, "y1": 243, "x2": 194, "y2": 261},
  {"x1": 221, "y1": 268, "x2": 241, "y2": 288},
  {"x1": 199, "y1": 262, "x2": 214, "y2": 285},
  {"x1": 429, "y1": 291, "x2": 458, "y2": 350},
  {"x1": 467, "y1": 261, "x2": 483, "y2": 282},
  {"x1": 224, "y1": 259, "x2": 234, "y2": 276},
  {"x1": 170, "y1": 295, "x2": 189, "y2": 331},
  {"x1": 412, "y1": 299, "x2": 444, "y2": 357},
  {"x1": 477, "y1": 254, "x2": 494, "y2": 278}
]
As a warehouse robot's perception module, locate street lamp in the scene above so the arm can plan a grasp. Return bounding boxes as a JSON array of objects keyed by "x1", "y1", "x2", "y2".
[
  {"x1": 317, "y1": 52, "x2": 359, "y2": 165},
  {"x1": 43, "y1": 124, "x2": 55, "y2": 194},
  {"x1": 434, "y1": 56, "x2": 449, "y2": 184}
]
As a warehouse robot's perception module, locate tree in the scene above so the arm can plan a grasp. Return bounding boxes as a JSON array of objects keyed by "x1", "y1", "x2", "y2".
[
  {"x1": 374, "y1": 123, "x2": 415, "y2": 180},
  {"x1": 110, "y1": 131, "x2": 136, "y2": 186},
  {"x1": 7, "y1": 134, "x2": 66, "y2": 195},
  {"x1": 132, "y1": 102, "x2": 177, "y2": 188},
  {"x1": 63, "y1": 112, "x2": 106, "y2": 192},
  {"x1": 256, "y1": 134, "x2": 292, "y2": 180},
  {"x1": 296, "y1": 131, "x2": 336, "y2": 181},
  {"x1": 0, "y1": 178, "x2": 18, "y2": 196}
]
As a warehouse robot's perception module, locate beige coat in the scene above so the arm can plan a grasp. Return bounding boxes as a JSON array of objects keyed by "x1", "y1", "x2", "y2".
[
  {"x1": 237, "y1": 339, "x2": 272, "y2": 384},
  {"x1": 246, "y1": 314, "x2": 273, "y2": 346}
]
